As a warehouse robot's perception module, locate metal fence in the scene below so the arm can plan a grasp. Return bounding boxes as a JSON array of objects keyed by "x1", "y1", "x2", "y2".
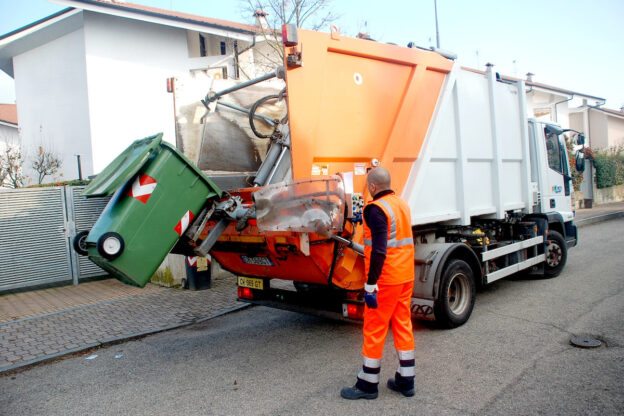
[{"x1": 0, "y1": 186, "x2": 111, "y2": 292}]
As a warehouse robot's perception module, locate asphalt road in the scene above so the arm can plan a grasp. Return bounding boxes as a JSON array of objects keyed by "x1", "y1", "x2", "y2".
[{"x1": 2, "y1": 219, "x2": 623, "y2": 415}]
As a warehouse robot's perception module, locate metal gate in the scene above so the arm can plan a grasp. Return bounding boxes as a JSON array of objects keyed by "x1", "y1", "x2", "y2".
[
  {"x1": 0, "y1": 186, "x2": 111, "y2": 292},
  {"x1": 67, "y1": 186, "x2": 112, "y2": 281}
]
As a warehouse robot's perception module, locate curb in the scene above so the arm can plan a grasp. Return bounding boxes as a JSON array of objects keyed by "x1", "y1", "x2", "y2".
[
  {"x1": 576, "y1": 211, "x2": 624, "y2": 227},
  {"x1": 0, "y1": 303, "x2": 251, "y2": 375}
]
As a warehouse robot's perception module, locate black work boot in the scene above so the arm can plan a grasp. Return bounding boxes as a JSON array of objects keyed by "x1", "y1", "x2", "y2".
[
  {"x1": 340, "y1": 378, "x2": 378, "y2": 400},
  {"x1": 340, "y1": 385, "x2": 378, "y2": 400},
  {"x1": 387, "y1": 372, "x2": 415, "y2": 397}
]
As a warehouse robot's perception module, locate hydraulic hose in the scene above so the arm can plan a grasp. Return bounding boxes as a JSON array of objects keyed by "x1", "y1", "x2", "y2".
[{"x1": 249, "y1": 94, "x2": 281, "y2": 139}]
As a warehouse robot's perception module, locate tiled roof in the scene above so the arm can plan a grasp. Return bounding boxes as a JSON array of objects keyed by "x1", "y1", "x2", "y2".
[
  {"x1": 74, "y1": 0, "x2": 261, "y2": 34},
  {"x1": 0, "y1": 104, "x2": 17, "y2": 125}
]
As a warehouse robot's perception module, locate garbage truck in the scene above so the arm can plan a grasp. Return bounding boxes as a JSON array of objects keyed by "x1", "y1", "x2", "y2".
[{"x1": 76, "y1": 26, "x2": 586, "y2": 328}]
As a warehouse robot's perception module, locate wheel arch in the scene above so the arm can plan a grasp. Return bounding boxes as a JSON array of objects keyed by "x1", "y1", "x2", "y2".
[
  {"x1": 433, "y1": 243, "x2": 482, "y2": 299},
  {"x1": 524, "y1": 212, "x2": 565, "y2": 237}
]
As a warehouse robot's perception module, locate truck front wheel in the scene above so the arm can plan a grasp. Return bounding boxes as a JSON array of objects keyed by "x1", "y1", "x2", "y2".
[
  {"x1": 434, "y1": 259, "x2": 475, "y2": 328},
  {"x1": 544, "y1": 230, "x2": 567, "y2": 278}
]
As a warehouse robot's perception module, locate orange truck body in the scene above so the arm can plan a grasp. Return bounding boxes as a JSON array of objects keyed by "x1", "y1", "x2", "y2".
[{"x1": 206, "y1": 28, "x2": 453, "y2": 291}]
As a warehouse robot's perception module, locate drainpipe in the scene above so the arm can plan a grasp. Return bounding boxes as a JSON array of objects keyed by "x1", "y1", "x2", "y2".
[{"x1": 553, "y1": 94, "x2": 573, "y2": 124}]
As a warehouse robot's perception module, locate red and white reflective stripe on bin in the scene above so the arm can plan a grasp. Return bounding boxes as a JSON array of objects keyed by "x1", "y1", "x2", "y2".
[
  {"x1": 127, "y1": 174, "x2": 157, "y2": 204},
  {"x1": 174, "y1": 210, "x2": 194, "y2": 236}
]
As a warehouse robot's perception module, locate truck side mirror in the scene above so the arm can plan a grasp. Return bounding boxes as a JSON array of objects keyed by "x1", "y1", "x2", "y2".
[
  {"x1": 575, "y1": 133, "x2": 585, "y2": 146},
  {"x1": 575, "y1": 150, "x2": 585, "y2": 173}
]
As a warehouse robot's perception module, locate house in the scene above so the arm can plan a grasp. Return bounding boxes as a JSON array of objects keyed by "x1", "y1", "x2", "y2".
[
  {"x1": 570, "y1": 105, "x2": 624, "y2": 150},
  {"x1": 521, "y1": 74, "x2": 606, "y2": 133},
  {"x1": 0, "y1": 0, "x2": 277, "y2": 183},
  {"x1": 463, "y1": 67, "x2": 605, "y2": 136},
  {"x1": 0, "y1": 103, "x2": 18, "y2": 146}
]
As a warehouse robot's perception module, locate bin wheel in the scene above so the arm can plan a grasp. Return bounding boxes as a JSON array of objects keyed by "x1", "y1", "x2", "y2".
[
  {"x1": 97, "y1": 232, "x2": 125, "y2": 260},
  {"x1": 73, "y1": 230, "x2": 90, "y2": 256}
]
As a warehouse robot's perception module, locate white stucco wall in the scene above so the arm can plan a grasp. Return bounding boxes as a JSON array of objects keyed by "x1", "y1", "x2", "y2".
[
  {"x1": 606, "y1": 116, "x2": 624, "y2": 148},
  {"x1": 589, "y1": 110, "x2": 609, "y2": 149},
  {"x1": 13, "y1": 28, "x2": 92, "y2": 184},
  {"x1": 0, "y1": 124, "x2": 19, "y2": 146},
  {"x1": 525, "y1": 89, "x2": 573, "y2": 128},
  {"x1": 82, "y1": 12, "x2": 193, "y2": 173}
]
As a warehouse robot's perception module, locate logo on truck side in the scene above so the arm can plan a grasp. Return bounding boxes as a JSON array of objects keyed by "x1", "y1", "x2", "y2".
[{"x1": 552, "y1": 185, "x2": 563, "y2": 194}]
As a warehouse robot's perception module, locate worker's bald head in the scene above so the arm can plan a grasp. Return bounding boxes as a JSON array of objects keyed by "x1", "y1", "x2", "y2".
[{"x1": 366, "y1": 167, "x2": 391, "y2": 196}]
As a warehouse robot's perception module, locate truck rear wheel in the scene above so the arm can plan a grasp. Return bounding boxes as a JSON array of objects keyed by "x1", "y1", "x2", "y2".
[
  {"x1": 544, "y1": 230, "x2": 566, "y2": 278},
  {"x1": 434, "y1": 259, "x2": 475, "y2": 328}
]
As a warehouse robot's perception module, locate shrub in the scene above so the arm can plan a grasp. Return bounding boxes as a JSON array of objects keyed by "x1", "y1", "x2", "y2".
[
  {"x1": 565, "y1": 137, "x2": 584, "y2": 191},
  {"x1": 592, "y1": 145, "x2": 624, "y2": 189}
]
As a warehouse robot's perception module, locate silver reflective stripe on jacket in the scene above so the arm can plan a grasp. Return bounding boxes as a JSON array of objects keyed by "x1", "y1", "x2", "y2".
[{"x1": 364, "y1": 199, "x2": 413, "y2": 248}]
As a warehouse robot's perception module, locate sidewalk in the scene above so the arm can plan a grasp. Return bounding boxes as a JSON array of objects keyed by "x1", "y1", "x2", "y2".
[
  {"x1": 1, "y1": 202, "x2": 623, "y2": 374},
  {"x1": 0, "y1": 274, "x2": 247, "y2": 373},
  {"x1": 575, "y1": 201, "x2": 624, "y2": 226}
]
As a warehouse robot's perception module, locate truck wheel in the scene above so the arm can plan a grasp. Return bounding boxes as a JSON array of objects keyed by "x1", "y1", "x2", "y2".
[
  {"x1": 434, "y1": 259, "x2": 475, "y2": 328},
  {"x1": 544, "y1": 230, "x2": 566, "y2": 278},
  {"x1": 73, "y1": 230, "x2": 90, "y2": 256}
]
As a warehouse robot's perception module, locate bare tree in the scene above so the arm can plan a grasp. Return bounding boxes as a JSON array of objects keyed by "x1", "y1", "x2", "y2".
[
  {"x1": 0, "y1": 142, "x2": 25, "y2": 188},
  {"x1": 32, "y1": 145, "x2": 63, "y2": 184},
  {"x1": 240, "y1": 0, "x2": 337, "y2": 75}
]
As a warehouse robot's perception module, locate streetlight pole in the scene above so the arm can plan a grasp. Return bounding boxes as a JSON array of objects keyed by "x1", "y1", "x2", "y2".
[{"x1": 434, "y1": 0, "x2": 440, "y2": 48}]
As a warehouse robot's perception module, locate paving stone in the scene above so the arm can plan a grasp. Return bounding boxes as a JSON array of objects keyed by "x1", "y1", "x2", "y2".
[{"x1": 1, "y1": 275, "x2": 243, "y2": 371}]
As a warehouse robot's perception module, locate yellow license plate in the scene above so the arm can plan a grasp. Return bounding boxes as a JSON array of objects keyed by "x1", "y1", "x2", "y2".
[{"x1": 238, "y1": 276, "x2": 264, "y2": 290}]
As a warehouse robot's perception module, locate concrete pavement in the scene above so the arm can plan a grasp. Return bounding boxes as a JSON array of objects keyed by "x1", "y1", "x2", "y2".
[{"x1": 1, "y1": 201, "x2": 623, "y2": 374}]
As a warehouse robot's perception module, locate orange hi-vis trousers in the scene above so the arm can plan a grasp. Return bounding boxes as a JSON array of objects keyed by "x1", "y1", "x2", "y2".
[{"x1": 363, "y1": 281, "x2": 414, "y2": 359}]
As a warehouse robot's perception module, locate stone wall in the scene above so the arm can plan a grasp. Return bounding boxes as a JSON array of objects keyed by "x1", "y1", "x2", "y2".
[{"x1": 573, "y1": 184, "x2": 624, "y2": 208}]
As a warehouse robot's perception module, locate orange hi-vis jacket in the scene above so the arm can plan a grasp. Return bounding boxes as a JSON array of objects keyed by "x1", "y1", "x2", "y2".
[{"x1": 363, "y1": 193, "x2": 415, "y2": 285}]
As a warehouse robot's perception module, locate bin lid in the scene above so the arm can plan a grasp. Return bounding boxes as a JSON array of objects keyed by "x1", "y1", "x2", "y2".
[{"x1": 83, "y1": 134, "x2": 163, "y2": 197}]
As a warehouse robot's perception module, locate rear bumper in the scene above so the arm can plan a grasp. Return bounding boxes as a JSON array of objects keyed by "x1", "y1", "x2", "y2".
[{"x1": 237, "y1": 284, "x2": 363, "y2": 324}]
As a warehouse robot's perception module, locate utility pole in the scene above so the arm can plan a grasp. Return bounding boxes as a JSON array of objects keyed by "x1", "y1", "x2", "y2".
[{"x1": 434, "y1": 0, "x2": 440, "y2": 48}]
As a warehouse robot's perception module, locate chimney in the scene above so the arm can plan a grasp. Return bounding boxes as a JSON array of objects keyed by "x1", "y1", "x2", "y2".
[
  {"x1": 620, "y1": 105, "x2": 624, "y2": 113},
  {"x1": 526, "y1": 72, "x2": 534, "y2": 82},
  {"x1": 485, "y1": 62, "x2": 494, "y2": 73},
  {"x1": 254, "y1": 10, "x2": 269, "y2": 30}
]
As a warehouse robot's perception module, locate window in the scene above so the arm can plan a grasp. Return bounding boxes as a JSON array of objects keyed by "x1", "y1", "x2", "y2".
[
  {"x1": 545, "y1": 129, "x2": 562, "y2": 173},
  {"x1": 199, "y1": 35, "x2": 207, "y2": 57},
  {"x1": 220, "y1": 41, "x2": 227, "y2": 55}
]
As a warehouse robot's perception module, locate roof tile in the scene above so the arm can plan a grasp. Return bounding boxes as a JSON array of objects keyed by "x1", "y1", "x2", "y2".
[
  {"x1": 0, "y1": 104, "x2": 17, "y2": 125},
  {"x1": 83, "y1": 0, "x2": 261, "y2": 33}
]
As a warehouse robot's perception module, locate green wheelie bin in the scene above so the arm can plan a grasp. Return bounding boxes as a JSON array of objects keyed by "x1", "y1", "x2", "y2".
[{"x1": 82, "y1": 133, "x2": 222, "y2": 287}]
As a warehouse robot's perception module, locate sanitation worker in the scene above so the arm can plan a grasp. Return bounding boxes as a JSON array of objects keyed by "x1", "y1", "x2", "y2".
[{"x1": 341, "y1": 166, "x2": 416, "y2": 399}]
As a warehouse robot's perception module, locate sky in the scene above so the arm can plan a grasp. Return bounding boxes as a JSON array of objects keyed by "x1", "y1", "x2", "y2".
[{"x1": 0, "y1": 0, "x2": 623, "y2": 109}]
